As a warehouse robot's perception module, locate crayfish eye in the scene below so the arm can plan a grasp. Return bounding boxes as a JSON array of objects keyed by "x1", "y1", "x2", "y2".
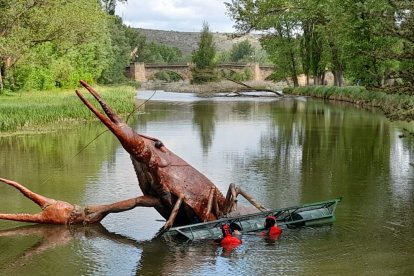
[{"x1": 154, "y1": 140, "x2": 163, "y2": 149}]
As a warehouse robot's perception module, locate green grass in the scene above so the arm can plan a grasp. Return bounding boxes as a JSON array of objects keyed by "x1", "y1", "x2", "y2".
[
  {"x1": 283, "y1": 86, "x2": 414, "y2": 121},
  {"x1": 0, "y1": 85, "x2": 137, "y2": 133}
]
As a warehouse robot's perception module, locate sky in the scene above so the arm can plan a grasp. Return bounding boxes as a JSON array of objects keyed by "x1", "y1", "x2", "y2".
[{"x1": 115, "y1": 0, "x2": 236, "y2": 32}]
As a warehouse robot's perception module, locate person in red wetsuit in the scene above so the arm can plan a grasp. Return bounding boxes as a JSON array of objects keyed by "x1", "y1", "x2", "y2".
[
  {"x1": 217, "y1": 223, "x2": 242, "y2": 249},
  {"x1": 261, "y1": 216, "x2": 282, "y2": 237},
  {"x1": 229, "y1": 222, "x2": 242, "y2": 240}
]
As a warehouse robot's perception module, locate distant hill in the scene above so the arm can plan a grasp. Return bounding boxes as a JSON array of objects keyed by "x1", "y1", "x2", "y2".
[{"x1": 136, "y1": 28, "x2": 262, "y2": 56}]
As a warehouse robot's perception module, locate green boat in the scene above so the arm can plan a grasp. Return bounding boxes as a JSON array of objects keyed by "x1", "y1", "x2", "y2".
[{"x1": 163, "y1": 197, "x2": 342, "y2": 241}]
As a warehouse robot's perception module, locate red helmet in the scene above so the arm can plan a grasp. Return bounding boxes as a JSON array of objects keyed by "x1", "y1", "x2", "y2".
[{"x1": 221, "y1": 223, "x2": 232, "y2": 237}]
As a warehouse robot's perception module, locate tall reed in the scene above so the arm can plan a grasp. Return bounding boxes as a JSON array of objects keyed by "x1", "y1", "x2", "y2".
[{"x1": 0, "y1": 85, "x2": 137, "y2": 133}]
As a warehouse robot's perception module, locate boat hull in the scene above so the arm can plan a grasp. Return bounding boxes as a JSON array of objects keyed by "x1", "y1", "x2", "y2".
[{"x1": 163, "y1": 198, "x2": 342, "y2": 241}]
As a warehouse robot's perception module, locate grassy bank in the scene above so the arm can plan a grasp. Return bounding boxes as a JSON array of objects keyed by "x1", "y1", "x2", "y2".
[
  {"x1": 283, "y1": 86, "x2": 414, "y2": 121},
  {"x1": 0, "y1": 85, "x2": 137, "y2": 133}
]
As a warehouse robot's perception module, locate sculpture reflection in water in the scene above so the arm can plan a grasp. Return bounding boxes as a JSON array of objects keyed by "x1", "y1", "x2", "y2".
[
  {"x1": 0, "y1": 223, "x2": 140, "y2": 270},
  {"x1": 0, "y1": 223, "x2": 223, "y2": 274}
]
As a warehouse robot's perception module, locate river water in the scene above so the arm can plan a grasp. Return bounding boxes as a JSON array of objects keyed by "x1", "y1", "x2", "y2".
[{"x1": 0, "y1": 91, "x2": 413, "y2": 275}]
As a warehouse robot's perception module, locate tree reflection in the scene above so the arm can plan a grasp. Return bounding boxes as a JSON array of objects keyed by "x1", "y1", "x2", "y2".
[
  {"x1": 192, "y1": 102, "x2": 217, "y2": 153},
  {"x1": 242, "y1": 98, "x2": 398, "y2": 228}
]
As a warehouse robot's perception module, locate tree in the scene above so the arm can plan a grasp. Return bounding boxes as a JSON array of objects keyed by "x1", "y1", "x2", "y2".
[
  {"x1": 99, "y1": 17, "x2": 134, "y2": 84},
  {"x1": 191, "y1": 22, "x2": 219, "y2": 83},
  {"x1": 334, "y1": 0, "x2": 395, "y2": 87},
  {"x1": 139, "y1": 42, "x2": 182, "y2": 64},
  {"x1": 226, "y1": 0, "x2": 302, "y2": 86},
  {"x1": 192, "y1": 22, "x2": 217, "y2": 69},
  {"x1": 101, "y1": 0, "x2": 127, "y2": 15},
  {"x1": 0, "y1": 0, "x2": 112, "y2": 90},
  {"x1": 378, "y1": 0, "x2": 414, "y2": 92},
  {"x1": 229, "y1": 39, "x2": 254, "y2": 62},
  {"x1": 225, "y1": 0, "x2": 403, "y2": 88}
]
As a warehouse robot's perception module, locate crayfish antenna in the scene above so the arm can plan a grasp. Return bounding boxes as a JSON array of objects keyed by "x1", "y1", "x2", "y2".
[
  {"x1": 0, "y1": 213, "x2": 44, "y2": 223},
  {"x1": 76, "y1": 89, "x2": 120, "y2": 135},
  {"x1": 0, "y1": 178, "x2": 55, "y2": 209},
  {"x1": 76, "y1": 81, "x2": 141, "y2": 145},
  {"x1": 79, "y1": 80, "x2": 124, "y2": 124},
  {"x1": 76, "y1": 82, "x2": 152, "y2": 164}
]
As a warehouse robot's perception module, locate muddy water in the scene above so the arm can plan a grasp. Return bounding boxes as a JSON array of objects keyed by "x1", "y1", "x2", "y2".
[{"x1": 0, "y1": 92, "x2": 413, "y2": 275}]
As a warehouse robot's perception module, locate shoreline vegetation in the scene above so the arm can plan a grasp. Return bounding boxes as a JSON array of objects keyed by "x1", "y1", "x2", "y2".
[
  {"x1": 1, "y1": 81, "x2": 413, "y2": 135},
  {"x1": 0, "y1": 85, "x2": 136, "y2": 134},
  {"x1": 143, "y1": 80, "x2": 414, "y2": 121},
  {"x1": 283, "y1": 86, "x2": 414, "y2": 121}
]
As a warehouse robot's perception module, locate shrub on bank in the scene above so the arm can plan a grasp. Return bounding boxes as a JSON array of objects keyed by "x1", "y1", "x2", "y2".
[
  {"x1": 283, "y1": 86, "x2": 414, "y2": 121},
  {"x1": 191, "y1": 67, "x2": 220, "y2": 84},
  {"x1": 0, "y1": 85, "x2": 137, "y2": 133}
]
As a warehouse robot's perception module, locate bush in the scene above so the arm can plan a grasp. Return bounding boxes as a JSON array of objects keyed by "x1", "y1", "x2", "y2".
[
  {"x1": 152, "y1": 71, "x2": 182, "y2": 82},
  {"x1": 191, "y1": 68, "x2": 220, "y2": 84}
]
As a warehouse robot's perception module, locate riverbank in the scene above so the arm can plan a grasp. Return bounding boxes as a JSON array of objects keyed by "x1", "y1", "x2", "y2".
[
  {"x1": 143, "y1": 80, "x2": 414, "y2": 121},
  {"x1": 0, "y1": 85, "x2": 136, "y2": 134},
  {"x1": 140, "y1": 80, "x2": 286, "y2": 96},
  {"x1": 283, "y1": 86, "x2": 414, "y2": 121}
]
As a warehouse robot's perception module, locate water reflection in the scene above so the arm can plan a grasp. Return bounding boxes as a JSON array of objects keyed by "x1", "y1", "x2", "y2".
[
  {"x1": 0, "y1": 223, "x2": 142, "y2": 274},
  {"x1": 0, "y1": 223, "x2": 247, "y2": 275},
  {"x1": 192, "y1": 102, "x2": 216, "y2": 153},
  {"x1": 0, "y1": 123, "x2": 119, "y2": 212},
  {"x1": 390, "y1": 131, "x2": 414, "y2": 204},
  {"x1": 1, "y1": 92, "x2": 414, "y2": 275}
]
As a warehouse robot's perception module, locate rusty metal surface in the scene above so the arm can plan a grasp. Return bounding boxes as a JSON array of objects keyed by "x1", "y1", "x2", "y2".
[{"x1": 76, "y1": 81, "x2": 226, "y2": 225}]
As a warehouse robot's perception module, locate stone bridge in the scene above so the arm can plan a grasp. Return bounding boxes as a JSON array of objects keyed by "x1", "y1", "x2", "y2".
[{"x1": 126, "y1": 62, "x2": 274, "y2": 82}]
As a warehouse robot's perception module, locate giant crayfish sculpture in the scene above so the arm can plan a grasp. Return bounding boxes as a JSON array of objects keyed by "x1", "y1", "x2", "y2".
[{"x1": 0, "y1": 81, "x2": 267, "y2": 229}]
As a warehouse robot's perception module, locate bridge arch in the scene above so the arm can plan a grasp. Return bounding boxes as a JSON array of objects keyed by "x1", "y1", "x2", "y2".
[
  {"x1": 126, "y1": 62, "x2": 274, "y2": 82},
  {"x1": 147, "y1": 70, "x2": 186, "y2": 82}
]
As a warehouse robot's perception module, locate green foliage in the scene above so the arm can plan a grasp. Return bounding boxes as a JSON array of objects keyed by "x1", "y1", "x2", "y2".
[
  {"x1": 262, "y1": 34, "x2": 302, "y2": 83},
  {"x1": 229, "y1": 40, "x2": 254, "y2": 62},
  {"x1": 152, "y1": 71, "x2": 182, "y2": 82},
  {"x1": 192, "y1": 68, "x2": 220, "y2": 84},
  {"x1": 99, "y1": 17, "x2": 137, "y2": 84},
  {"x1": 226, "y1": 0, "x2": 304, "y2": 86},
  {"x1": 0, "y1": 85, "x2": 136, "y2": 132},
  {"x1": 217, "y1": 40, "x2": 269, "y2": 64},
  {"x1": 130, "y1": 29, "x2": 183, "y2": 64},
  {"x1": 226, "y1": 0, "x2": 414, "y2": 90},
  {"x1": 1, "y1": 0, "x2": 113, "y2": 91},
  {"x1": 0, "y1": 0, "x2": 143, "y2": 91},
  {"x1": 283, "y1": 86, "x2": 414, "y2": 121},
  {"x1": 220, "y1": 68, "x2": 252, "y2": 81},
  {"x1": 192, "y1": 22, "x2": 217, "y2": 69},
  {"x1": 139, "y1": 42, "x2": 182, "y2": 64},
  {"x1": 244, "y1": 68, "x2": 253, "y2": 80},
  {"x1": 250, "y1": 48, "x2": 271, "y2": 64},
  {"x1": 335, "y1": 0, "x2": 395, "y2": 87},
  {"x1": 101, "y1": 0, "x2": 127, "y2": 15},
  {"x1": 125, "y1": 28, "x2": 147, "y2": 62},
  {"x1": 191, "y1": 22, "x2": 219, "y2": 84}
]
